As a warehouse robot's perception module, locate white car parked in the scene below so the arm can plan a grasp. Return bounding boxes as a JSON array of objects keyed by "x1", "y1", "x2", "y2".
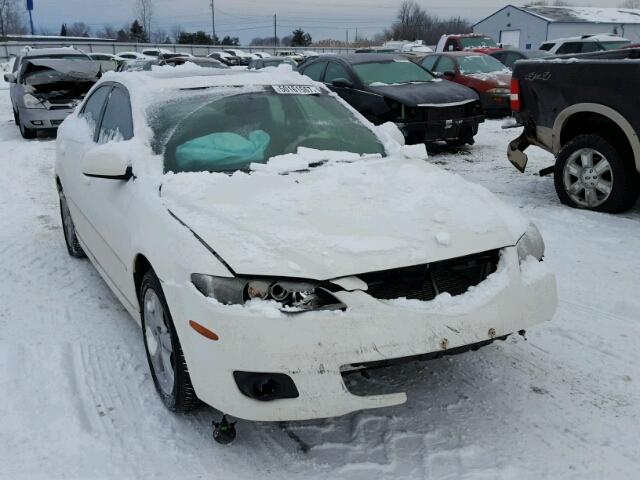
[
  {"x1": 115, "y1": 51, "x2": 151, "y2": 60},
  {"x1": 539, "y1": 34, "x2": 631, "y2": 54},
  {"x1": 55, "y1": 67, "x2": 557, "y2": 433}
]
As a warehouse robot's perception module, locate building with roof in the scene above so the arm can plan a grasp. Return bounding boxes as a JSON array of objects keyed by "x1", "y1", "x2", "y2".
[{"x1": 473, "y1": 5, "x2": 640, "y2": 50}]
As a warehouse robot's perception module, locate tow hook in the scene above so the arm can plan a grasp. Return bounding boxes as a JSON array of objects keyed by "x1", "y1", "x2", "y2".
[{"x1": 213, "y1": 415, "x2": 237, "y2": 445}]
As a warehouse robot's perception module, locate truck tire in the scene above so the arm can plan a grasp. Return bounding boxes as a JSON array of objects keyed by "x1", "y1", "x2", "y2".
[
  {"x1": 140, "y1": 270, "x2": 199, "y2": 413},
  {"x1": 554, "y1": 134, "x2": 640, "y2": 213}
]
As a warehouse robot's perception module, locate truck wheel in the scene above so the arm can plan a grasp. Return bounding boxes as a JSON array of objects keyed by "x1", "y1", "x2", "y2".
[
  {"x1": 19, "y1": 121, "x2": 36, "y2": 139},
  {"x1": 141, "y1": 270, "x2": 199, "y2": 413},
  {"x1": 554, "y1": 134, "x2": 639, "y2": 213},
  {"x1": 59, "y1": 191, "x2": 86, "y2": 258}
]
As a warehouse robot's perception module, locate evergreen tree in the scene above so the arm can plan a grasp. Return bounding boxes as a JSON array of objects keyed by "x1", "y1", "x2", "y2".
[
  {"x1": 59, "y1": 24, "x2": 68, "y2": 37},
  {"x1": 290, "y1": 28, "x2": 312, "y2": 47},
  {"x1": 130, "y1": 20, "x2": 147, "y2": 42}
]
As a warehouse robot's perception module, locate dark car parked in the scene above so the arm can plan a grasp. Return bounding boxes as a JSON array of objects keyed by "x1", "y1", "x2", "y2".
[
  {"x1": 489, "y1": 49, "x2": 552, "y2": 70},
  {"x1": 207, "y1": 51, "x2": 240, "y2": 66},
  {"x1": 298, "y1": 54, "x2": 484, "y2": 146},
  {"x1": 507, "y1": 48, "x2": 640, "y2": 213},
  {"x1": 418, "y1": 52, "x2": 512, "y2": 117}
]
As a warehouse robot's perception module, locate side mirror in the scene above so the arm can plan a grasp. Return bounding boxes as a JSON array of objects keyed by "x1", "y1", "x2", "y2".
[
  {"x1": 331, "y1": 78, "x2": 353, "y2": 89},
  {"x1": 4, "y1": 73, "x2": 16, "y2": 83},
  {"x1": 82, "y1": 143, "x2": 133, "y2": 180}
]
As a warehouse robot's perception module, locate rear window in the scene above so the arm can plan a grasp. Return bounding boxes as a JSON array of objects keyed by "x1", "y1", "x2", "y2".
[
  {"x1": 353, "y1": 60, "x2": 434, "y2": 85},
  {"x1": 539, "y1": 43, "x2": 554, "y2": 51},
  {"x1": 600, "y1": 40, "x2": 631, "y2": 50},
  {"x1": 460, "y1": 37, "x2": 497, "y2": 49}
]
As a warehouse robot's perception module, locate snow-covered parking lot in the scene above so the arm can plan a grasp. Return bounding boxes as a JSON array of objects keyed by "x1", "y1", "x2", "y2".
[{"x1": 1, "y1": 77, "x2": 639, "y2": 479}]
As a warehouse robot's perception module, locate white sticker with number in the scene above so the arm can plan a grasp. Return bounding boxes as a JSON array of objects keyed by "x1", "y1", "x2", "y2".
[{"x1": 272, "y1": 85, "x2": 322, "y2": 95}]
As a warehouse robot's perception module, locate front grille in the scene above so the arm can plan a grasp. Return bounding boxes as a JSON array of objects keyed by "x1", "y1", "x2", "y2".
[
  {"x1": 359, "y1": 249, "x2": 500, "y2": 302},
  {"x1": 51, "y1": 119, "x2": 64, "y2": 126},
  {"x1": 428, "y1": 105, "x2": 467, "y2": 122}
]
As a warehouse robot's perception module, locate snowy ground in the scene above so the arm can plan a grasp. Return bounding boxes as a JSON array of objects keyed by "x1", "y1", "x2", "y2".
[{"x1": 1, "y1": 82, "x2": 639, "y2": 480}]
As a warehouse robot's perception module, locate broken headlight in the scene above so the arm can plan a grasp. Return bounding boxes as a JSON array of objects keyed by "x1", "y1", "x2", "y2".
[
  {"x1": 516, "y1": 223, "x2": 545, "y2": 264},
  {"x1": 23, "y1": 94, "x2": 45, "y2": 109},
  {"x1": 191, "y1": 274, "x2": 346, "y2": 313}
]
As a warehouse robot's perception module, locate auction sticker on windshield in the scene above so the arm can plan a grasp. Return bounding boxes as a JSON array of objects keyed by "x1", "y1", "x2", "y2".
[{"x1": 272, "y1": 85, "x2": 322, "y2": 95}]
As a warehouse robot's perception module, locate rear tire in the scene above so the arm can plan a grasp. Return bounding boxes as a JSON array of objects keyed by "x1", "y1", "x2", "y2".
[
  {"x1": 554, "y1": 134, "x2": 639, "y2": 213},
  {"x1": 59, "y1": 191, "x2": 86, "y2": 258},
  {"x1": 140, "y1": 270, "x2": 199, "y2": 413}
]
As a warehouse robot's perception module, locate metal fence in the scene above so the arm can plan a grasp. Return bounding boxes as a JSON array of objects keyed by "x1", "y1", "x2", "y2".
[{"x1": 0, "y1": 40, "x2": 356, "y2": 61}]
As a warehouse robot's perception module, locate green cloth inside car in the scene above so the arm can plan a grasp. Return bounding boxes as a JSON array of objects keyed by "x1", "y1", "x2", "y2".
[{"x1": 175, "y1": 130, "x2": 271, "y2": 171}]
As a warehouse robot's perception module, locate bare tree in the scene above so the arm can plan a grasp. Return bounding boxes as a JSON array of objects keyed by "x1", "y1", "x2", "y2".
[
  {"x1": 170, "y1": 24, "x2": 183, "y2": 43},
  {"x1": 150, "y1": 28, "x2": 167, "y2": 44},
  {"x1": 620, "y1": 0, "x2": 640, "y2": 8},
  {"x1": 387, "y1": 1, "x2": 472, "y2": 44},
  {"x1": 135, "y1": 0, "x2": 153, "y2": 42},
  {"x1": 97, "y1": 24, "x2": 117, "y2": 39},
  {"x1": 0, "y1": 0, "x2": 26, "y2": 38},
  {"x1": 66, "y1": 22, "x2": 91, "y2": 37}
]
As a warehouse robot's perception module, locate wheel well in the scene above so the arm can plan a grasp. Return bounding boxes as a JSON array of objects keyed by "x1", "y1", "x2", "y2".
[
  {"x1": 560, "y1": 112, "x2": 633, "y2": 161},
  {"x1": 134, "y1": 254, "x2": 153, "y2": 303}
]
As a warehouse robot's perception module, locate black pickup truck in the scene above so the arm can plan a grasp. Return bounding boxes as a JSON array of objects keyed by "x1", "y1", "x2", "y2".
[{"x1": 507, "y1": 48, "x2": 640, "y2": 213}]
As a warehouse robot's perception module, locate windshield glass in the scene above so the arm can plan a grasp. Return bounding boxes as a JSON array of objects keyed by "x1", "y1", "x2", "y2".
[
  {"x1": 26, "y1": 54, "x2": 91, "y2": 61},
  {"x1": 460, "y1": 37, "x2": 498, "y2": 48},
  {"x1": 353, "y1": 60, "x2": 434, "y2": 85},
  {"x1": 149, "y1": 88, "x2": 385, "y2": 173},
  {"x1": 600, "y1": 40, "x2": 631, "y2": 50},
  {"x1": 459, "y1": 55, "x2": 506, "y2": 74}
]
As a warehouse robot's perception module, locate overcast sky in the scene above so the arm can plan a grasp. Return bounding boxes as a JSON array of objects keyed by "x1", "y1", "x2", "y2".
[{"x1": 32, "y1": 0, "x2": 631, "y2": 42}]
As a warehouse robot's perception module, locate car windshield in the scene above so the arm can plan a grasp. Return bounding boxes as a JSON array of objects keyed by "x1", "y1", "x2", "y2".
[
  {"x1": 459, "y1": 55, "x2": 506, "y2": 74},
  {"x1": 148, "y1": 88, "x2": 386, "y2": 173},
  {"x1": 26, "y1": 54, "x2": 91, "y2": 61},
  {"x1": 460, "y1": 37, "x2": 497, "y2": 48},
  {"x1": 353, "y1": 60, "x2": 434, "y2": 85},
  {"x1": 600, "y1": 40, "x2": 631, "y2": 50}
]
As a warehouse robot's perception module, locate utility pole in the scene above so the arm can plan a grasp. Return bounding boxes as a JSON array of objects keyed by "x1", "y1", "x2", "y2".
[
  {"x1": 210, "y1": 0, "x2": 216, "y2": 44},
  {"x1": 274, "y1": 14, "x2": 277, "y2": 48},
  {"x1": 346, "y1": 29, "x2": 349, "y2": 48}
]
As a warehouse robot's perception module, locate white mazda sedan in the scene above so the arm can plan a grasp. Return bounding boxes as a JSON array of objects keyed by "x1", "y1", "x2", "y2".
[{"x1": 55, "y1": 66, "x2": 557, "y2": 427}]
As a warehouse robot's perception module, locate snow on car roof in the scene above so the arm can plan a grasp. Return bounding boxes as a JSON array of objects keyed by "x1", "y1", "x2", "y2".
[{"x1": 100, "y1": 63, "x2": 315, "y2": 97}]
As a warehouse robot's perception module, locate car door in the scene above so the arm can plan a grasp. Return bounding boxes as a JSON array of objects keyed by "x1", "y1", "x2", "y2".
[{"x1": 68, "y1": 84, "x2": 137, "y2": 299}]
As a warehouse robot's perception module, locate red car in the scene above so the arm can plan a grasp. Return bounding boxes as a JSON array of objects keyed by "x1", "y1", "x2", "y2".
[
  {"x1": 418, "y1": 52, "x2": 512, "y2": 117},
  {"x1": 436, "y1": 34, "x2": 503, "y2": 54}
]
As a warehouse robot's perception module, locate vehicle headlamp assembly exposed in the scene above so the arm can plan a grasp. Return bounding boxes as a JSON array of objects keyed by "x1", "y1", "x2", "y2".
[
  {"x1": 191, "y1": 274, "x2": 346, "y2": 313},
  {"x1": 516, "y1": 223, "x2": 545, "y2": 264},
  {"x1": 23, "y1": 93, "x2": 46, "y2": 109}
]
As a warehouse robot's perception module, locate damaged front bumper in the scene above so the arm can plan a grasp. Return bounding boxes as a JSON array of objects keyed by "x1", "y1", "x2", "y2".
[
  {"x1": 18, "y1": 106, "x2": 75, "y2": 129},
  {"x1": 163, "y1": 247, "x2": 557, "y2": 422},
  {"x1": 396, "y1": 114, "x2": 485, "y2": 143}
]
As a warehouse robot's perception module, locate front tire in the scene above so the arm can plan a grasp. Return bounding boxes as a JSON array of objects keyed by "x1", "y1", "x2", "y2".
[
  {"x1": 140, "y1": 270, "x2": 199, "y2": 413},
  {"x1": 554, "y1": 134, "x2": 639, "y2": 213},
  {"x1": 59, "y1": 191, "x2": 86, "y2": 258}
]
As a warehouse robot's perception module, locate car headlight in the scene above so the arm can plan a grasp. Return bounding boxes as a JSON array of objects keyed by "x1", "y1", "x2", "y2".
[
  {"x1": 23, "y1": 93, "x2": 46, "y2": 109},
  {"x1": 191, "y1": 274, "x2": 346, "y2": 313},
  {"x1": 487, "y1": 88, "x2": 510, "y2": 95},
  {"x1": 517, "y1": 223, "x2": 545, "y2": 263}
]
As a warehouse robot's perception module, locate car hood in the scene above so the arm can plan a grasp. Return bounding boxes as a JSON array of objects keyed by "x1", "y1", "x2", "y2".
[
  {"x1": 367, "y1": 80, "x2": 478, "y2": 107},
  {"x1": 160, "y1": 152, "x2": 528, "y2": 280},
  {"x1": 21, "y1": 59, "x2": 101, "y2": 84}
]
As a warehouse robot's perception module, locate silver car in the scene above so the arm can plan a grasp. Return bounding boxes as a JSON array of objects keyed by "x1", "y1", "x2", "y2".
[{"x1": 5, "y1": 47, "x2": 100, "y2": 139}]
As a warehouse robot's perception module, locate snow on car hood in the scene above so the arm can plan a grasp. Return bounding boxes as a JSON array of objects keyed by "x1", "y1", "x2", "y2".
[
  {"x1": 367, "y1": 80, "x2": 478, "y2": 107},
  {"x1": 160, "y1": 148, "x2": 529, "y2": 279}
]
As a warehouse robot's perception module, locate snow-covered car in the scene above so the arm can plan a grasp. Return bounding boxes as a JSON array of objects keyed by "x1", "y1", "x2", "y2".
[
  {"x1": 141, "y1": 48, "x2": 173, "y2": 58},
  {"x1": 54, "y1": 66, "x2": 557, "y2": 428},
  {"x1": 116, "y1": 51, "x2": 151, "y2": 60},
  {"x1": 223, "y1": 49, "x2": 253, "y2": 65}
]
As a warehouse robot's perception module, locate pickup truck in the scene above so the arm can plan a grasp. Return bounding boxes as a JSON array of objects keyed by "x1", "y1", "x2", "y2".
[{"x1": 507, "y1": 48, "x2": 640, "y2": 213}]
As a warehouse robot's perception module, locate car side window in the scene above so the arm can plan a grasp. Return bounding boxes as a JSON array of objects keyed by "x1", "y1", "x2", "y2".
[
  {"x1": 433, "y1": 56, "x2": 455, "y2": 73},
  {"x1": 539, "y1": 43, "x2": 553, "y2": 51},
  {"x1": 80, "y1": 86, "x2": 112, "y2": 139},
  {"x1": 302, "y1": 61, "x2": 327, "y2": 81},
  {"x1": 421, "y1": 56, "x2": 438, "y2": 71},
  {"x1": 582, "y1": 42, "x2": 599, "y2": 53},
  {"x1": 556, "y1": 42, "x2": 582, "y2": 54},
  {"x1": 324, "y1": 62, "x2": 350, "y2": 83},
  {"x1": 98, "y1": 87, "x2": 134, "y2": 143}
]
